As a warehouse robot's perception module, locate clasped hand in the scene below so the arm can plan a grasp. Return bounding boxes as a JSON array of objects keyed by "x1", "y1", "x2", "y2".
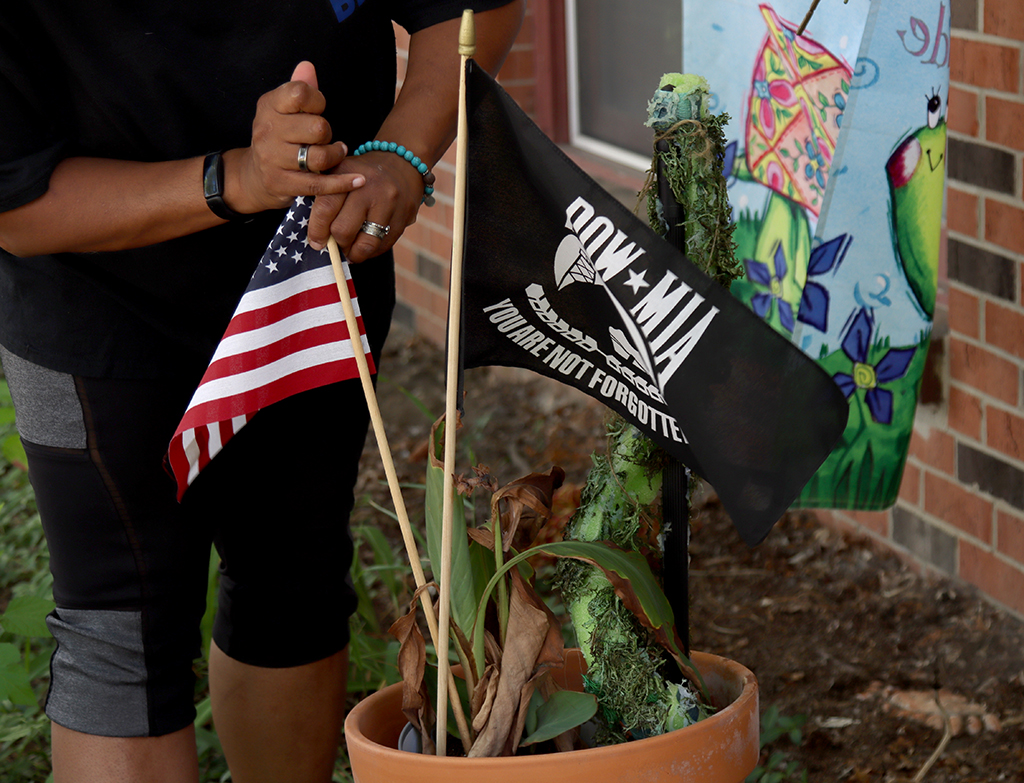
[{"x1": 229, "y1": 61, "x2": 423, "y2": 263}]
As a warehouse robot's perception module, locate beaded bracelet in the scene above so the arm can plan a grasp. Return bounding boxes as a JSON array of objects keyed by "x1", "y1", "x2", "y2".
[{"x1": 352, "y1": 140, "x2": 436, "y2": 206}]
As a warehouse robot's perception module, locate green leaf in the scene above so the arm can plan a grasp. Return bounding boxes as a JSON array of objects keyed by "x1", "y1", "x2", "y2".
[
  {"x1": 1, "y1": 595, "x2": 55, "y2": 638},
  {"x1": 2, "y1": 433, "x2": 27, "y2": 470},
  {"x1": 0, "y1": 643, "x2": 38, "y2": 706},
  {"x1": 425, "y1": 419, "x2": 486, "y2": 640},
  {"x1": 472, "y1": 541, "x2": 705, "y2": 696},
  {"x1": 200, "y1": 549, "x2": 219, "y2": 657},
  {"x1": 353, "y1": 524, "x2": 404, "y2": 607},
  {"x1": 378, "y1": 376, "x2": 436, "y2": 422},
  {"x1": 519, "y1": 689, "x2": 597, "y2": 746}
]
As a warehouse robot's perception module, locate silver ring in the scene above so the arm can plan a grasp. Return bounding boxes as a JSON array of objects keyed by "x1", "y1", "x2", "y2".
[
  {"x1": 359, "y1": 220, "x2": 390, "y2": 239},
  {"x1": 297, "y1": 144, "x2": 310, "y2": 172}
]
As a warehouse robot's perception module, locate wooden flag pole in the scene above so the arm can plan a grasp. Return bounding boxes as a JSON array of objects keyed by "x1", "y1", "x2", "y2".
[
  {"x1": 326, "y1": 238, "x2": 472, "y2": 748},
  {"x1": 436, "y1": 8, "x2": 476, "y2": 757}
]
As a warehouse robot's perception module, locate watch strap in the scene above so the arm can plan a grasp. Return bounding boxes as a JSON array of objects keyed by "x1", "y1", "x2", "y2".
[{"x1": 202, "y1": 152, "x2": 251, "y2": 221}]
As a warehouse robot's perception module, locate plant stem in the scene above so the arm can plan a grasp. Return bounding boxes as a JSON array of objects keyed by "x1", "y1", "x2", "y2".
[{"x1": 492, "y1": 504, "x2": 509, "y2": 647}]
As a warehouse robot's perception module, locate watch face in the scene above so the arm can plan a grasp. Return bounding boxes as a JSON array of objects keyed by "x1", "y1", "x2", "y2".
[{"x1": 203, "y1": 153, "x2": 224, "y2": 199}]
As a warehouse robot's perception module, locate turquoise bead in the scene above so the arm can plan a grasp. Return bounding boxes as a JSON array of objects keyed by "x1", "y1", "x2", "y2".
[{"x1": 350, "y1": 139, "x2": 435, "y2": 207}]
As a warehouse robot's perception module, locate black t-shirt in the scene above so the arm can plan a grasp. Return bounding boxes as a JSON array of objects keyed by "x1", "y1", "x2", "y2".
[{"x1": 0, "y1": 0, "x2": 507, "y2": 378}]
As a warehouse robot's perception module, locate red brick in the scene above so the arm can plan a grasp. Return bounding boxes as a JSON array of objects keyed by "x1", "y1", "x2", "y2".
[
  {"x1": 986, "y1": 405, "x2": 1024, "y2": 461},
  {"x1": 428, "y1": 228, "x2": 454, "y2": 263},
  {"x1": 500, "y1": 82, "x2": 537, "y2": 116},
  {"x1": 985, "y1": 199, "x2": 1024, "y2": 256},
  {"x1": 946, "y1": 187, "x2": 979, "y2": 237},
  {"x1": 910, "y1": 426, "x2": 957, "y2": 473},
  {"x1": 948, "y1": 337, "x2": 1020, "y2": 404},
  {"x1": 950, "y1": 38, "x2": 1021, "y2": 92},
  {"x1": 948, "y1": 285, "x2": 981, "y2": 338},
  {"x1": 996, "y1": 509, "x2": 1024, "y2": 565},
  {"x1": 924, "y1": 472, "x2": 994, "y2": 540},
  {"x1": 948, "y1": 385, "x2": 984, "y2": 439},
  {"x1": 987, "y1": 97, "x2": 1024, "y2": 152},
  {"x1": 844, "y1": 509, "x2": 891, "y2": 538},
  {"x1": 496, "y1": 46, "x2": 535, "y2": 82},
  {"x1": 898, "y1": 461, "x2": 922, "y2": 506},
  {"x1": 947, "y1": 85, "x2": 980, "y2": 136},
  {"x1": 960, "y1": 541, "x2": 1024, "y2": 615},
  {"x1": 984, "y1": 0, "x2": 1024, "y2": 42},
  {"x1": 418, "y1": 316, "x2": 446, "y2": 348},
  {"x1": 392, "y1": 243, "x2": 416, "y2": 273},
  {"x1": 985, "y1": 300, "x2": 1024, "y2": 359},
  {"x1": 398, "y1": 221, "x2": 426, "y2": 249}
]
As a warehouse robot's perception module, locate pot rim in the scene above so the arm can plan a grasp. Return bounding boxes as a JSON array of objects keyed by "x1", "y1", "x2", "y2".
[{"x1": 344, "y1": 650, "x2": 758, "y2": 767}]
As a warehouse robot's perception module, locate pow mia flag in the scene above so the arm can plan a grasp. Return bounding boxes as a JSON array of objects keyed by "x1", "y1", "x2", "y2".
[{"x1": 460, "y1": 62, "x2": 849, "y2": 545}]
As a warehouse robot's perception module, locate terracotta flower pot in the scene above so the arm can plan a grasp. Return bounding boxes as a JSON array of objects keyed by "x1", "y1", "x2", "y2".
[{"x1": 344, "y1": 649, "x2": 759, "y2": 782}]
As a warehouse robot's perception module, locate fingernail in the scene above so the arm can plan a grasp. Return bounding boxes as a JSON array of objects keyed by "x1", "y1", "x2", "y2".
[
  {"x1": 352, "y1": 176, "x2": 365, "y2": 187},
  {"x1": 310, "y1": 239, "x2": 324, "y2": 251}
]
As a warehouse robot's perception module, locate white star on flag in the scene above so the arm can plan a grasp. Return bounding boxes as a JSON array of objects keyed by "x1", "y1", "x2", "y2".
[{"x1": 167, "y1": 197, "x2": 374, "y2": 499}]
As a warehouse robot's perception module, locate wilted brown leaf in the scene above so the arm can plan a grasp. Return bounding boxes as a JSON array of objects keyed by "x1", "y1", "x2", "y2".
[
  {"x1": 388, "y1": 591, "x2": 433, "y2": 750},
  {"x1": 468, "y1": 571, "x2": 554, "y2": 756},
  {"x1": 471, "y1": 664, "x2": 499, "y2": 733},
  {"x1": 491, "y1": 466, "x2": 566, "y2": 552}
]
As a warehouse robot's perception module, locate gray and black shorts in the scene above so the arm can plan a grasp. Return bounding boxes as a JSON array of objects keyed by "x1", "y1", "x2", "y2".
[{"x1": 1, "y1": 348, "x2": 372, "y2": 738}]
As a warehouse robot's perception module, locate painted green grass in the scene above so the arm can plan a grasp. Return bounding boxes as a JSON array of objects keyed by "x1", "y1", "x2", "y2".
[{"x1": 795, "y1": 333, "x2": 929, "y2": 510}]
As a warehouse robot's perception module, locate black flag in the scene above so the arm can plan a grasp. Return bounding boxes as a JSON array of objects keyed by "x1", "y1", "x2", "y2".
[{"x1": 460, "y1": 62, "x2": 848, "y2": 545}]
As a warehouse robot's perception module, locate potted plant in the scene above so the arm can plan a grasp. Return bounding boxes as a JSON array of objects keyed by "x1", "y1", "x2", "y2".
[{"x1": 345, "y1": 416, "x2": 760, "y2": 782}]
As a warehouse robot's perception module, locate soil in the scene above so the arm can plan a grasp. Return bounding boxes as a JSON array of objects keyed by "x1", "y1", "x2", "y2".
[{"x1": 351, "y1": 324, "x2": 1024, "y2": 782}]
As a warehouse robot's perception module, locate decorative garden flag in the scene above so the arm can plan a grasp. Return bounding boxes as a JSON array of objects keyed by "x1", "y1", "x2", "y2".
[
  {"x1": 168, "y1": 197, "x2": 373, "y2": 499},
  {"x1": 460, "y1": 62, "x2": 848, "y2": 546},
  {"x1": 684, "y1": 0, "x2": 949, "y2": 508}
]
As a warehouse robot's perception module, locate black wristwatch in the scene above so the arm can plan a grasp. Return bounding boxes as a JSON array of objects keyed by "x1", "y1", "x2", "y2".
[{"x1": 202, "y1": 151, "x2": 252, "y2": 221}]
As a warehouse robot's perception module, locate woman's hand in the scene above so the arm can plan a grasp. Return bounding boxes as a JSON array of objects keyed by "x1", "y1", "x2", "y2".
[
  {"x1": 222, "y1": 61, "x2": 367, "y2": 216},
  {"x1": 302, "y1": 1, "x2": 525, "y2": 264},
  {"x1": 305, "y1": 150, "x2": 425, "y2": 262}
]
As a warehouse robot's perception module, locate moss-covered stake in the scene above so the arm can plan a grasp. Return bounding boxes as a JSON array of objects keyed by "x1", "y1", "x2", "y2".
[
  {"x1": 558, "y1": 420, "x2": 707, "y2": 744},
  {"x1": 641, "y1": 73, "x2": 744, "y2": 290},
  {"x1": 558, "y1": 72, "x2": 743, "y2": 746}
]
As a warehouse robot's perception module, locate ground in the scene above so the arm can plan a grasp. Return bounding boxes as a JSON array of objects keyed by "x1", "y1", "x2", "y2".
[{"x1": 351, "y1": 324, "x2": 1024, "y2": 782}]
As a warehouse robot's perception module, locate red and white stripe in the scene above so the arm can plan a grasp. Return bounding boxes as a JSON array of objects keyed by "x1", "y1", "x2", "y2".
[{"x1": 168, "y1": 253, "x2": 372, "y2": 499}]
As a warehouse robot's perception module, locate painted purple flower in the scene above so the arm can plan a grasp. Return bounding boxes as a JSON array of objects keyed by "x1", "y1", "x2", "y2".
[
  {"x1": 832, "y1": 309, "x2": 916, "y2": 424},
  {"x1": 797, "y1": 233, "x2": 851, "y2": 332},
  {"x1": 722, "y1": 140, "x2": 738, "y2": 180},
  {"x1": 747, "y1": 243, "x2": 795, "y2": 332}
]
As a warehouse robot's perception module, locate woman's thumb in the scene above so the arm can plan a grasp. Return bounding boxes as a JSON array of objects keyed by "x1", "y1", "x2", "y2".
[{"x1": 290, "y1": 60, "x2": 318, "y2": 89}]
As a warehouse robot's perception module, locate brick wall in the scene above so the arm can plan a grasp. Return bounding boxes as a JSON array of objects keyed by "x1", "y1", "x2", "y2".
[{"x1": 391, "y1": 0, "x2": 1024, "y2": 619}]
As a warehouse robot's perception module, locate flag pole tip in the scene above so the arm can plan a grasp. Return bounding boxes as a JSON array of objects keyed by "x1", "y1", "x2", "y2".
[{"x1": 459, "y1": 9, "x2": 476, "y2": 57}]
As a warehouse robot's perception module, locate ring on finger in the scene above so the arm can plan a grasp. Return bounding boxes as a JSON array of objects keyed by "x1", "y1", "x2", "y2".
[
  {"x1": 297, "y1": 144, "x2": 311, "y2": 172},
  {"x1": 359, "y1": 220, "x2": 390, "y2": 239}
]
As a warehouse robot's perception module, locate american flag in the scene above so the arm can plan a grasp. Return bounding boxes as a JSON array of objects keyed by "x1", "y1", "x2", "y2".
[{"x1": 167, "y1": 196, "x2": 374, "y2": 499}]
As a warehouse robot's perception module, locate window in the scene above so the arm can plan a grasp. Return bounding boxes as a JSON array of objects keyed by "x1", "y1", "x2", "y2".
[{"x1": 566, "y1": 0, "x2": 682, "y2": 169}]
